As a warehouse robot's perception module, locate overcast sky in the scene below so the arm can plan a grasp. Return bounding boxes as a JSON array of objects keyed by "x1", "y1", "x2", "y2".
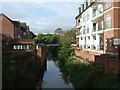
[{"x1": 1, "y1": 1, "x2": 82, "y2": 34}]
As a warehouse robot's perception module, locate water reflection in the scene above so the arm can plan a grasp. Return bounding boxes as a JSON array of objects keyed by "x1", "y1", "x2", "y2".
[
  {"x1": 36, "y1": 47, "x2": 74, "y2": 89},
  {"x1": 41, "y1": 59, "x2": 74, "y2": 88}
]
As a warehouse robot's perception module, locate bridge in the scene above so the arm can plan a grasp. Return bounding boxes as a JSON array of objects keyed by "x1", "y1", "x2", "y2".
[{"x1": 44, "y1": 44, "x2": 60, "y2": 47}]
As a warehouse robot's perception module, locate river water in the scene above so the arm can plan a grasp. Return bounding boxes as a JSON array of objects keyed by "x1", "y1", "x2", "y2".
[{"x1": 40, "y1": 59, "x2": 74, "y2": 88}]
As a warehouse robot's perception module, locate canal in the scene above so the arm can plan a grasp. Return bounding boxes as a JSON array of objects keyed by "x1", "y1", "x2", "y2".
[{"x1": 37, "y1": 47, "x2": 74, "y2": 89}]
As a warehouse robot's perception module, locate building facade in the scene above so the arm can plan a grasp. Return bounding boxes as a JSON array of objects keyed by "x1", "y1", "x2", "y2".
[
  {"x1": 0, "y1": 13, "x2": 30, "y2": 40},
  {"x1": 76, "y1": 0, "x2": 120, "y2": 58}
]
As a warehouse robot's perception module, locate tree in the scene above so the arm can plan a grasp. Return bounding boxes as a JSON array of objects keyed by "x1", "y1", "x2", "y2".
[
  {"x1": 64, "y1": 29, "x2": 76, "y2": 44},
  {"x1": 29, "y1": 31, "x2": 36, "y2": 39},
  {"x1": 58, "y1": 36, "x2": 72, "y2": 60},
  {"x1": 34, "y1": 33, "x2": 45, "y2": 43},
  {"x1": 54, "y1": 28, "x2": 64, "y2": 35}
]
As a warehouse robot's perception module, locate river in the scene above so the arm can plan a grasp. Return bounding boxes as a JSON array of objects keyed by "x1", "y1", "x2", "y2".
[{"x1": 37, "y1": 58, "x2": 74, "y2": 89}]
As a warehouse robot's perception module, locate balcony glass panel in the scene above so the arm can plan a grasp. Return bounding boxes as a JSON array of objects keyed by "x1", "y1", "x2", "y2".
[{"x1": 92, "y1": 27, "x2": 96, "y2": 32}]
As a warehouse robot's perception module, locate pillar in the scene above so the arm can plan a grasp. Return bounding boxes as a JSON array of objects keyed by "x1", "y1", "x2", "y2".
[
  {"x1": 18, "y1": 45, "x2": 20, "y2": 49},
  {"x1": 13, "y1": 45, "x2": 16, "y2": 49},
  {"x1": 90, "y1": 35, "x2": 93, "y2": 49},
  {"x1": 36, "y1": 45, "x2": 39, "y2": 49},
  {"x1": 27, "y1": 45, "x2": 29, "y2": 49},
  {"x1": 96, "y1": 34, "x2": 100, "y2": 50},
  {"x1": 20, "y1": 45, "x2": 22, "y2": 49}
]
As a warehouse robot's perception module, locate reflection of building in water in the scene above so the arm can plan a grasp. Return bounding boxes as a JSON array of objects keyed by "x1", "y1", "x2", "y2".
[{"x1": 35, "y1": 47, "x2": 47, "y2": 89}]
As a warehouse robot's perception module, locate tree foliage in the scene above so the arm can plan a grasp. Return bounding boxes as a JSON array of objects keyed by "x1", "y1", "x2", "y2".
[
  {"x1": 34, "y1": 33, "x2": 59, "y2": 44},
  {"x1": 54, "y1": 28, "x2": 64, "y2": 35},
  {"x1": 29, "y1": 31, "x2": 36, "y2": 39}
]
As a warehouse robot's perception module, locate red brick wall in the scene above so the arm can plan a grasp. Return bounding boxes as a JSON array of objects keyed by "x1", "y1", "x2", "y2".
[
  {"x1": 118, "y1": 45, "x2": 120, "y2": 60},
  {"x1": 1, "y1": 14, "x2": 15, "y2": 39},
  {"x1": 95, "y1": 56, "x2": 120, "y2": 72},
  {"x1": 75, "y1": 49, "x2": 102, "y2": 61}
]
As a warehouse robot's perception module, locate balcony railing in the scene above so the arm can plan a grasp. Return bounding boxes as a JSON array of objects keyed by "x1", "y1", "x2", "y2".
[
  {"x1": 91, "y1": 45, "x2": 96, "y2": 50},
  {"x1": 97, "y1": 44, "x2": 104, "y2": 50},
  {"x1": 78, "y1": 31, "x2": 82, "y2": 35},
  {"x1": 92, "y1": 9, "x2": 103, "y2": 18},
  {"x1": 92, "y1": 27, "x2": 96, "y2": 32},
  {"x1": 86, "y1": 28, "x2": 89, "y2": 33},
  {"x1": 86, "y1": 45, "x2": 90, "y2": 49},
  {"x1": 83, "y1": 30, "x2": 86, "y2": 34}
]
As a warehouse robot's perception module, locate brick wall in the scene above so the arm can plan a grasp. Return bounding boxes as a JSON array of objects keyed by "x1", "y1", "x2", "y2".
[
  {"x1": 75, "y1": 49, "x2": 102, "y2": 61},
  {"x1": 118, "y1": 45, "x2": 120, "y2": 60},
  {"x1": 36, "y1": 47, "x2": 46, "y2": 62},
  {"x1": 1, "y1": 14, "x2": 15, "y2": 39},
  {"x1": 95, "y1": 56, "x2": 120, "y2": 72}
]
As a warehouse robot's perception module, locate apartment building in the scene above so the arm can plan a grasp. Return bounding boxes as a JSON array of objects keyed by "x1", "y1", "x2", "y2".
[
  {"x1": 75, "y1": 0, "x2": 120, "y2": 60},
  {"x1": 0, "y1": 13, "x2": 30, "y2": 40}
]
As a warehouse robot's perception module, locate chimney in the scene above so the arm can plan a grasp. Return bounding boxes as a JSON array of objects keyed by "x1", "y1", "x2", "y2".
[
  {"x1": 81, "y1": 4, "x2": 84, "y2": 12},
  {"x1": 79, "y1": 7, "x2": 81, "y2": 14}
]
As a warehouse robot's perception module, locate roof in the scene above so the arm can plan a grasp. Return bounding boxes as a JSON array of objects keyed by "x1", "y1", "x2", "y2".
[
  {"x1": 20, "y1": 22, "x2": 27, "y2": 28},
  {"x1": 12, "y1": 21, "x2": 20, "y2": 28},
  {"x1": 0, "y1": 13, "x2": 20, "y2": 27},
  {"x1": 75, "y1": 1, "x2": 95, "y2": 19}
]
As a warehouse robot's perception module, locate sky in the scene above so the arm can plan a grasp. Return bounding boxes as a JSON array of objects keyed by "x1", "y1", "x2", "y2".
[{"x1": 0, "y1": 1, "x2": 83, "y2": 34}]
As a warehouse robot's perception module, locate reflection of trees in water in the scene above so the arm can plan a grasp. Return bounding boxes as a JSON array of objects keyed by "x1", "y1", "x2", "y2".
[
  {"x1": 46, "y1": 46, "x2": 59, "y2": 58},
  {"x1": 55, "y1": 60, "x2": 71, "y2": 85},
  {"x1": 46, "y1": 47, "x2": 72, "y2": 85}
]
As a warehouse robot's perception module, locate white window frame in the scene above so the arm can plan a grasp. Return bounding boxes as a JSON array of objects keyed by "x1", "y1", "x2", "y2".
[{"x1": 106, "y1": 14, "x2": 111, "y2": 29}]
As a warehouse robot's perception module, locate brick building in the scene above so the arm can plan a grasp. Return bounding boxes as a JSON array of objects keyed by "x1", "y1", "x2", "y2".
[
  {"x1": 75, "y1": 0, "x2": 120, "y2": 61},
  {"x1": 0, "y1": 13, "x2": 30, "y2": 40}
]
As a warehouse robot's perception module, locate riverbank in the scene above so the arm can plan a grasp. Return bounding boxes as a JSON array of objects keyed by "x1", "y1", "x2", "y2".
[
  {"x1": 63, "y1": 55, "x2": 120, "y2": 88},
  {"x1": 2, "y1": 50, "x2": 42, "y2": 88}
]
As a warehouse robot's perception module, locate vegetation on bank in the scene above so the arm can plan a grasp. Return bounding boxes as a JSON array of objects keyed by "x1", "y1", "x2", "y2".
[
  {"x1": 2, "y1": 51, "x2": 41, "y2": 88},
  {"x1": 57, "y1": 33, "x2": 120, "y2": 88}
]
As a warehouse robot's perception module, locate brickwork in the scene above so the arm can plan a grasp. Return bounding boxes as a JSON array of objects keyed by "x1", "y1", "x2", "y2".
[
  {"x1": 95, "y1": 56, "x2": 120, "y2": 72},
  {"x1": 75, "y1": 49, "x2": 102, "y2": 61},
  {"x1": 0, "y1": 14, "x2": 29, "y2": 39},
  {"x1": 1, "y1": 14, "x2": 15, "y2": 39}
]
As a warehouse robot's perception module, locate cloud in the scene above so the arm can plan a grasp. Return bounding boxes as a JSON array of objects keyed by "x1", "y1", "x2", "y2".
[
  {"x1": 1, "y1": 0, "x2": 83, "y2": 3},
  {"x1": 1, "y1": 2, "x2": 80, "y2": 34}
]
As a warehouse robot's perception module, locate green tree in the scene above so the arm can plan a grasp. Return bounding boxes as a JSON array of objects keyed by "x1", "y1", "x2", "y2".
[
  {"x1": 29, "y1": 31, "x2": 36, "y2": 39},
  {"x1": 54, "y1": 28, "x2": 64, "y2": 35},
  {"x1": 34, "y1": 33, "x2": 45, "y2": 43},
  {"x1": 64, "y1": 29, "x2": 76, "y2": 44},
  {"x1": 58, "y1": 36, "x2": 72, "y2": 60}
]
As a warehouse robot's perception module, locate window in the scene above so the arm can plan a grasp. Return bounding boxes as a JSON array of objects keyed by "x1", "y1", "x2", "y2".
[
  {"x1": 105, "y1": 0, "x2": 111, "y2": 9},
  {"x1": 5, "y1": 34, "x2": 10, "y2": 38},
  {"x1": 106, "y1": 14, "x2": 111, "y2": 29},
  {"x1": 18, "y1": 35, "x2": 20, "y2": 38},
  {"x1": 93, "y1": 36, "x2": 96, "y2": 40},
  {"x1": 81, "y1": 37, "x2": 83, "y2": 40},
  {"x1": 23, "y1": 32, "x2": 26, "y2": 35}
]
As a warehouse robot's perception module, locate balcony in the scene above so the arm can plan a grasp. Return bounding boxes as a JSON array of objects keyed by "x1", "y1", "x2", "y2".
[
  {"x1": 92, "y1": 9, "x2": 103, "y2": 22},
  {"x1": 78, "y1": 31, "x2": 82, "y2": 35},
  {"x1": 92, "y1": 27, "x2": 96, "y2": 32},
  {"x1": 77, "y1": 22, "x2": 82, "y2": 28},
  {"x1": 98, "y1": 26, "x2": 103, "y2": 31},
  {"x1": 91, "y1": 45, "x2": 96, "y2": 50},
  {"x1": 83, "y1": 30, "x2": 86, "y2": 34},
  {"x1": 92, "y1": 9, "x2": 102, "y2": 17},
  {"x1": 86, "y1": 28, "x2": 89, "y2": 33},
  {"x1": 97, "y1": 44, "x2": 104, "y2": 50},
  {"x1": 86, "y1": 45, "x2": 90, "y2": 49}
]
